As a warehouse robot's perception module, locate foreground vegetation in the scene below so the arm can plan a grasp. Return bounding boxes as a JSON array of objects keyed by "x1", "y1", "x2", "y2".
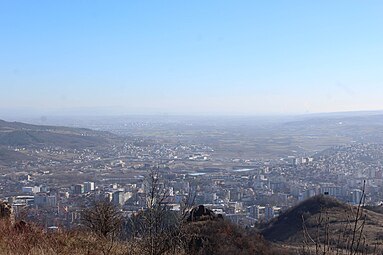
[
  {"x1": 0, "y1": 217, "x2": 289, "y2": 255},
  {"x1": 2, "y1": 194, "x2": 383, "y2": 255}
]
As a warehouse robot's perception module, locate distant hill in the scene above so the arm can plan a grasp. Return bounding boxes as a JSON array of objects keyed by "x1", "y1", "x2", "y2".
[
  {"x1": 0, "y1": 147, "x2": 34, "y2": 162},
  {"x1": 0, "y1": 119, "x2": 121, "y2": 166},
  {"x1": 0, "y1": 119, "x2": 117, "y2": 148},
  {"x1": 262, "y1": 195, "x2": 383, "y2": 251}
]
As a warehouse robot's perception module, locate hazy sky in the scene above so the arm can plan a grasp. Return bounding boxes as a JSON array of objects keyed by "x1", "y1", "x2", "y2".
[{"x1": 1, "y1": 1, "x2": 383, "y2": 116}]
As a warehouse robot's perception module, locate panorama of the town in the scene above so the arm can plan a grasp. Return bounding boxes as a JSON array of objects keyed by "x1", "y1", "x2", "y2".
[{"x1": 1, "y1": 116, "x2": 382, "y2": 230}]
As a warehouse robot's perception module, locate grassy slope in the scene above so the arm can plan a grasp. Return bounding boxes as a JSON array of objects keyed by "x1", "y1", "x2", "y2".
[{"x1": 262, "y1": 195, "x2": 383, "y2": 252}]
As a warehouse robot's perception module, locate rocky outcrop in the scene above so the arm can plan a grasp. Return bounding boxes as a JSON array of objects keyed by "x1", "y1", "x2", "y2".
[
  {"x1": 0, "y1": 200, "x2": 14, "y2": 223},
  {"x1": 187, "y1": 205, "x2": 219, "y2": 222}
]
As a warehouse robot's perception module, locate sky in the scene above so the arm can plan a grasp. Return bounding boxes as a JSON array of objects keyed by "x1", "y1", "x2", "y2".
[{"x1": 1, "y1": 1, "x2": 383, "y2": 116}]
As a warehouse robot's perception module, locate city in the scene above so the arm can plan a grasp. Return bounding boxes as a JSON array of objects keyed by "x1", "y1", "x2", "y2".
[
  {"x1": 1, "y1": 116, "x2": 382, "y2": 231},
  {"x1": 1, "y1": 1, "x2": 383, "y2": 254}
]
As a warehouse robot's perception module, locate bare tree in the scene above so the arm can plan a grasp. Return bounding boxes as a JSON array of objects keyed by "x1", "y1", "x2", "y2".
[
  {"x1": 82, "y1": 200, "x2": 124, "y2": 255},
  {"x1": 82, "y1": 200, "x2": 123, "y2": 239},
  {"x1": 180, "y1": 184, "x2": 197, "y2": 220},
  {"x1": 127, "y1": 167, "x2": 182, "y2": 255}
]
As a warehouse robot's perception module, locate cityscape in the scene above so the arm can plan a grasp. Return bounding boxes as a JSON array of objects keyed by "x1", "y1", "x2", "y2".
[
  {"x1": 1, "y1": 115, "x2": 382, "y2": 231},
  {"x1": 1, "y1": 1, "x2": 383, "y2": 254}
]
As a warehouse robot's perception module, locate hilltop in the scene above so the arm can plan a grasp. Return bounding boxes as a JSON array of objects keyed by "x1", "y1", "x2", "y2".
[
  {"x1": 262, "y1": 195, "x2": 347, "y2": 242},
  {"x1": 262, "y1": 195, "x2": 383, "y2": 252}
]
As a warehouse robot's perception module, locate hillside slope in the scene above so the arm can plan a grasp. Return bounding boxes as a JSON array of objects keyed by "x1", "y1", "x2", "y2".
[
  {"x1": 0, "y1": 119, "x2": 117, "y2": 148},
  {"x1": 0, "y1": 119, "x2": 121, "y2": 166},
  {"x1": 262, "y1": 195, "x2": 383, "y2": 251}
]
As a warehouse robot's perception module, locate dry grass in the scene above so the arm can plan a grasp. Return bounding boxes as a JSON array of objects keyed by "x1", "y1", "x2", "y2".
[
  {"x1": 0, "y1": 218, "x2": 290, "y2": 255},
  {"x1": 0, "y1": 219, "x2": 131, "y2": 255},
  {"x1": 262, "y1": 195, "x2": 383, "y2": 254}
]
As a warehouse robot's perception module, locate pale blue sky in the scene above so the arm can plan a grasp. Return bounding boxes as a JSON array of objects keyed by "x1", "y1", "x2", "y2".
[{"x1": 1, "y1": 1, "x2": 383, "y2": 116}]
